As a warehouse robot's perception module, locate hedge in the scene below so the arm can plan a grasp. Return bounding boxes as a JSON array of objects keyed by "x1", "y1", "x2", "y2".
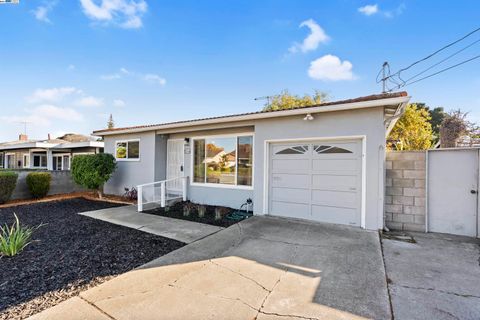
[
  {"x1": 26, "y1": 172, "x2": 51, "y2": 199},
  {"x1": 0, "y1": 171, "x2": 18, "y2": 204}
]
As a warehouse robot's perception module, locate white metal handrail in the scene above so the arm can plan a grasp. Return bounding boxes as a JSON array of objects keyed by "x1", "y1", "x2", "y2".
[{"x1": 137, "y1": 176, "x2": 188, "y2": 212}]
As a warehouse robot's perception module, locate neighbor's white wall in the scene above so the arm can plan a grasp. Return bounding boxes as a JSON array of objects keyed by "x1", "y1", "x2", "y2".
[
  {"x1": 104, "y1": 131, "x2": 157, "y2": 195},
  {"x1": 252, "y1": 107, "x2": 386, "y2": 230}
]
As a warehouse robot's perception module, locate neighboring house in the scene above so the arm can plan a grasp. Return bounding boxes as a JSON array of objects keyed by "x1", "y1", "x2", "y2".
[
  {"x1": 93, "y1": 92, "x2": 410, "y2": 231},
  {"x1": 0, "y1": 133, "x2": 104, "y2": 171}
]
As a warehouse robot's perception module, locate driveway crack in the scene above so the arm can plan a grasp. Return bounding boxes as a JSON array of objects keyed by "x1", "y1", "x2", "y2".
[
  {"x1": 254, "y1": 244, "x2": 301, "y2": 320},
  {"x1": 79, "y1": 296, "x2": 117, "y2": 320},
  {"x1": 396, "y1": 284, "x2": 480, "y2": 299},
  {"x1": 208, "y1": 259, "x2": 270, "y2": 292}
]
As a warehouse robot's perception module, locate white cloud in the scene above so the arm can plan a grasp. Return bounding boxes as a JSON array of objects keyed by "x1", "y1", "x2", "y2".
[
  {"x1": 289, "y1": 19, "x2": 329, "y2": 54},
  {"x1": 79, "y1": 0, "x2": 148, "y2": 29},
  {"x1": 32, "y1": 1, "x2": 57, "y2": 23},
  {"x1": 358, "y1": 4, "x2": 378, "y2": 16},
  {"x1": 143, "y1": 74, "x2": 166, "y2": 86},
  {"x1": 67, "y1": 64, "x2": 76, "y2": 71},
  {"x1": 75, "y1": 96, "x2": 104, "y2": 107},
  {"x1": 26, "y1": 87, "x2": 80, "y2": 103},
  {"x1": 101, "y1": 68, "x2": 166, "y2": 86},
  {"x1": 113, "y1": 99, "x2": 126, "y2": 107},
  {"x1": 358, "y1": 3, "x2": 405, "y2": 18},
  {"x1": 308, "y1": 55, "x2": 355, "y2": 81},
  {"x1": 33, "y1": 105, "x2": 84, "y2": 122},
  {"x1": 1, "y1": 105, "x2": 83, "y2": 127}
]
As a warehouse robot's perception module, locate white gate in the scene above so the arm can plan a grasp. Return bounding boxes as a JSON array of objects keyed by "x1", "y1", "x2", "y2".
[{"x1": 427, "y1": 149, "x2": 479, "y2": 237}]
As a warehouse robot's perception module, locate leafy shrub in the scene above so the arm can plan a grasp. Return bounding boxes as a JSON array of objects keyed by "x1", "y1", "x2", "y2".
[
  {"x1": 214, "y1": 206, "x2": 230, "y2": 220},
  {"x1": 71, "y1": 153, "x2": 117, "y2": 198},
  {"x1": 183, "y1": 202, "x2": 195, "y2": 217},
  {"x1": 0, "y1": 171, "x2": 18, "y2": 204},
  {"x1": 123, "y1": 187, "x2": 138, "y2": 201},
  {"x1": 26, "y1": 172, "x2": 51, "y2": 199},
  {"x1": 0, "y1": 213, "x2": 39, "y2": 257},
  {"x1": 197, "y1": 204, "x2": 207, "y2": 218}
]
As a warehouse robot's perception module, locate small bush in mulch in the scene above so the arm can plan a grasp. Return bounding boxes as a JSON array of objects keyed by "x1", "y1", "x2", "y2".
[
  {"x1": 0, "y1": 171, "x2": 18, "y2": 204},
  {"x1": 145, "y1": 201, "x2": 248, "y2": 228},
  {"x1": 26, "y1": 172, "x2": 51, "y2": 199},
  {"x1": 0, "y1": 198, "x2": 185, "y2": 320},
  {"x1": 0, "y1": 213, "x2": 40, "y2": 257}
]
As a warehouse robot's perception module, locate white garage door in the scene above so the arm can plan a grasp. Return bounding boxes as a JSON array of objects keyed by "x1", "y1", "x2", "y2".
[{"x1": 269, "y1": 140, "x2": 362, "y2": 226}]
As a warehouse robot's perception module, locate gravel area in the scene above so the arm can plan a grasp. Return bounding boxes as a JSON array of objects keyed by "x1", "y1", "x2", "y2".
[
  {"x1": 0, "y1": 198, "x2": 185, "y2": 320},
  {"x1": 145, "y1": 201, "x2": 248, "y2": 228}
]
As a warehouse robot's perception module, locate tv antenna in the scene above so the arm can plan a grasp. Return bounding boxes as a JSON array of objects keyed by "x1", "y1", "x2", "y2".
[
  {"x1": 18, "y1": 121, "x2": 32, "y2": 135},
  {"x1": 254, "y1": 95, "x2": 273, "y2": 105}
]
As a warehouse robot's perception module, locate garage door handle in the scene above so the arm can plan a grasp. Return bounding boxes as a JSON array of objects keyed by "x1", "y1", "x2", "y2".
[{"x1": 471, "y1": 190, "x2": 477, "y2": 194}]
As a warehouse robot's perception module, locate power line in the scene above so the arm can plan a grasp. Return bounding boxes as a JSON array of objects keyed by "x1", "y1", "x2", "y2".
[
  {"x1": 403, "y1": 53, "x2": 480, "y2": 87},
  {"x1": 403, "y1": 37, "x2": 480, "y2": 84},
  {"x1": 390, "y1": 26, "x2": 480, "y2": 77},
  {"x1": 387, "y1": 53, "x2": 480, "y2": 91}
]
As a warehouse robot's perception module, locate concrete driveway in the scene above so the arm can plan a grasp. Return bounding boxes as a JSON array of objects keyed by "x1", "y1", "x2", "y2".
[
  {"x1": 383, "y1": 232, "x2": 480, "y2": 320},
  {"x1": 31, "y1": 216, "x2": 391, "y2": 320}
]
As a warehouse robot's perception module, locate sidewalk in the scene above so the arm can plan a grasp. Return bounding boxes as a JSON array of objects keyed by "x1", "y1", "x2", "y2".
[{"x1": 79, "y1": 205, "x2": 224, "y2": 244}]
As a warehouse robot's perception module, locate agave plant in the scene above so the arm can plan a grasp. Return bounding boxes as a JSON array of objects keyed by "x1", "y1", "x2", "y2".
[{"x1": 0, "y1": 214, "x2": 40, "y2": 257}]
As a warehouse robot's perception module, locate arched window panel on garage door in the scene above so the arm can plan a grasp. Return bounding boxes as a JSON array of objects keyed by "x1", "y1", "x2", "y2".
[
  {"x1": 314, "y1": 145, "x2": 352, "y2": 154},
  {"x1": 275, "y1": 145, "x2": 309, "y2": 155}
]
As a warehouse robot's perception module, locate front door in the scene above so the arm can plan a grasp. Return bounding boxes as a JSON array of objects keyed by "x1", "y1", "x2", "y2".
[{"x1": 166, "y1": 139, "x2": 185, "y2": 191}]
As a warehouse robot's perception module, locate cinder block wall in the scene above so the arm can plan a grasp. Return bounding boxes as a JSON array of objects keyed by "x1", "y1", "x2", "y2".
[
  {"x1": 385, "y1": 151, "x2": 426, "y2": 232},
  {"x1": 11, "y1": 170, "x2": 86, "y2": 200}
]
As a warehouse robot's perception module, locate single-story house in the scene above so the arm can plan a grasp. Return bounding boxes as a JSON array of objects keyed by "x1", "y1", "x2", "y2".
[
  {"x1": 93, "y1": 92, "x2": 410, "y2": 230},
  {"x1": 0, "y1": 133, "x2": 104, "y2": 171}
]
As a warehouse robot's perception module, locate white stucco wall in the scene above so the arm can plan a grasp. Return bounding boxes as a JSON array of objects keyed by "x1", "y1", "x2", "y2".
[
  {"x1": 103, "y1": 131, "x2": 158, "y2": 195},
  {"x1": 102, "y1": 106, "x2": 386, "y2": 230},
  {"x1": 252, "y1": 107, "x2": 386, "y2": 230}
]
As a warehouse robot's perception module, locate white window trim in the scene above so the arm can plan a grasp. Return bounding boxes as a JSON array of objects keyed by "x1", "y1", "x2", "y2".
[
  {"x1": 5, "y1": 153, "x2": 15, "y2": 169},
  {"x1": 52, "y1": 153, "x2": 71, "y2": 170},
  {"x1": 23, "y1": 154, "x2": 30, "y2": 169},
  {"x1": 32, "y1": 153, "x2": 48, "y2": 169},
  {"x1": 190, "y1": 133, "x2": 254, "y2": 190},
  {"x1": 115, "y1": 139, "x2": 140, "y2": 161}
]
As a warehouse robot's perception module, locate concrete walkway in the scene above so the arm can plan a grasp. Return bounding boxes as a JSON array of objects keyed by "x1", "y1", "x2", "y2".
[
  {"x1": 383, "y1": 232, "x2": 480, "y2": 320},
  {"x1": 30, "y1": 216, "x2": 391, "y2": 320},
  {"x1": 79, "y1": 205, "x2": 224, "y2": 244}
]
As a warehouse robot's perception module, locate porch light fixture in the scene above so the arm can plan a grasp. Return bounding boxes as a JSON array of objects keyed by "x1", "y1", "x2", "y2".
[{"x1": 303, "y1": 113, "x2": 314, "y2": 121}]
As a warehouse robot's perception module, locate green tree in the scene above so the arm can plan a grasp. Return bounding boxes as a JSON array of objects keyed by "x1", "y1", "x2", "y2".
[
  {"x1": 262, "y1": 90, "x2": 328, "y2": 111},
  {"x1": 71, "y1": 154, "x2": 117, "y2": 198},
  {"x1": 388, "y1": 104, "x2": 433, "y2": 150},
  {"x1": 107, "y1": 114, "x2": 115, "y2": 129},
  {"x1": 417, "y1": 104, "x2": 446, "y2": 143}
]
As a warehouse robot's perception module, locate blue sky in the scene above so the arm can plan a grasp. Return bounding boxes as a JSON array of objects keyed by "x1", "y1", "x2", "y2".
[{"x1": 0, "y1": 0, "x2": 479, "y2": 141}]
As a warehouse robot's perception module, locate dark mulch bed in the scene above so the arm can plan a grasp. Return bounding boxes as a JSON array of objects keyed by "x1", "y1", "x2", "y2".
[
  {"x1": 0, "y1": 198, "x2": 185, "y2": 320},
  {"x1": 145, "y1": 201, "x2": 248, "y2": 228}
]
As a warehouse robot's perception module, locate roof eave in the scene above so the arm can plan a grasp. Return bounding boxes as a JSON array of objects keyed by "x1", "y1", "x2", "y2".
[{"x1": 93, "y1": 95, "x2": 411, "y2": 137}]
